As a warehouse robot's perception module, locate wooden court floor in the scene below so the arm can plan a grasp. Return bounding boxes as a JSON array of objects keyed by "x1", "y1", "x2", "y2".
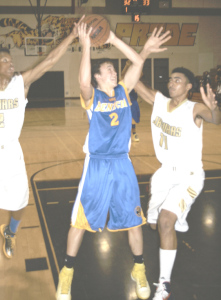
[{"x1": 0, "y1": 99, "x2": 221, "y2": 300}]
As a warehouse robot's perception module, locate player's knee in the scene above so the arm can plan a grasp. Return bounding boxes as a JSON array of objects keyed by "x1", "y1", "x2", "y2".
[{"x1": 158, "y1": 210, "x2": 176, "y2": 233}]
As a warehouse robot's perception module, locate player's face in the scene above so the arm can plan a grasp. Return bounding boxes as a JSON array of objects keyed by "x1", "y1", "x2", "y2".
[
  {"x1": 98, "y1": 62, "x2": 117, "y2": 88},
  {"x1": 168, "y1": 72, "x2": 192, "y2": 99},
  {"x1": 0, "y1": 53, "x2": 14, "y2": 80}
]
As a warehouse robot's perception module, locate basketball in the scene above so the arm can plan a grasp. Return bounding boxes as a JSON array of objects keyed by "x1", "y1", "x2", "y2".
[{"x1": 83, "y1": 14, "x2": 110, "y2": 47}]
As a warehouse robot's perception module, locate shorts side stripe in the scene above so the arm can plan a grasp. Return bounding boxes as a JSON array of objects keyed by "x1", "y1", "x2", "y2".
[
  {"x1": 187, "y1": 186, "x2": 197, "y2": 199},
  {"x1": 71, "y1": 155, "x2": 94, "y2": 231}
]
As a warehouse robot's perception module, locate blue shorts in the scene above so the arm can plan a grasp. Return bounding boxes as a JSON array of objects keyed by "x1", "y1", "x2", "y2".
[{"x1": 71, "y1": 154, "x2": 146, "y2": 232}]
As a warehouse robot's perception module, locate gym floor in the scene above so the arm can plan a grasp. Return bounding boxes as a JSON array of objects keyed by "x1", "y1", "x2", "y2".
[{"x1": 0, "y1": 99, "x2": 221, "y2": 300}]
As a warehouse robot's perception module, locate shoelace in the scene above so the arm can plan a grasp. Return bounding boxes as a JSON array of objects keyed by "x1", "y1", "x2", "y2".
[
  {"x1": 137, "y1": 270, "x2": 147, "y2": 287},
  {"x1": 5, "y1": 235, "x2": 15, "y2": 249},
  {"x1": 61, "y1": 272, "x2": 73, "y2": 294},
  {"x1": 153, "y1": 283, "x2": 169, "y2": 297}
]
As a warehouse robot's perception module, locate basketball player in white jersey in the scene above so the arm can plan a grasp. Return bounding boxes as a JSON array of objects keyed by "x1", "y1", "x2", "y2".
[
  {"x1": 134, "y1": 67, "x2": 221, "y2": 300},
  {"x1": 0, "y1": 17, "x2": 84, "y2": 259}
]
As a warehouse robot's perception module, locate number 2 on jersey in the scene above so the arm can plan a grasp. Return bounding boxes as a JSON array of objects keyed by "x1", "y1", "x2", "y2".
[
  {"x1": 109, "y1": 112, "x2": 119, "y2": 126},
  {"x1": 0, "y1": 113, "x2": 4, "y2": 128},
  {"x1": 160, "y1": 133, "x2": 168, "y2": 149}
]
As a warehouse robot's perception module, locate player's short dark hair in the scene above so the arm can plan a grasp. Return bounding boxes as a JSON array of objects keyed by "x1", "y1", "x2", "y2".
[
  {"x1": 172, "y1": 67, "x2": 198, "y2": 99},
  {"x1": 0, "y1": 48, "x2": 10, "y2": 55},
  {"x1": 172, "y1": 67, "x2": 195, "y2": 86},
  {"x1": 91, "y1": 58, "x2": 115, "y2": 88}
]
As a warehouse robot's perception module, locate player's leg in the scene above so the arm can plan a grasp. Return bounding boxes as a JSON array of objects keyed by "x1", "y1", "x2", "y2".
[
  {"x1": 129, "y1": 227, "x2": 150, "y2": 300},
  {"x1": 129, "y1": 226, "x2": 151, "y2": 299},
  {"x1": 131, "y1": 122, "x2": 139, "y2": 142},
  {"x1": 147, "y1": 168, "x2": 177, "y2": 300},
  {"x1": 108, "y1": 156, "x2": 150, "y2": 299},
  {"x1": 0, "y1": 207, "x2": 26, "y2": 259},
  {"x1": 56, "y1": 156, "x2": 112, "y2": 300},
  {"x1": 0, "y1": 161, "x2": 28, "y2": 259},
  {"x1": 152, "y1": 169, "x2": 204, "y2": 300},
  {"x1": 56, "y1": 227, "x2": 85, "y2": 300},
  {"x1": 152, "y1": 209, "x2": 177, "y2": 300}
]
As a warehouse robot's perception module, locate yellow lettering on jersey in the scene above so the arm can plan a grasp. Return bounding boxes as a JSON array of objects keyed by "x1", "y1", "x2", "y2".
[
  {"x1": 8, "y1": 99, "x2": 14, "y2": 109},
  {"x1": 161, "y1": 122, "x2": 167, "y2": 132},
  {"x1": 0, "y1": 98, "x2": 19, "y2": 110},
  {"x1": 166, "y1": 124, "x2": 171, "y2": 134},
  {"x1": 110, "y1": 112, "x2": 119, "y2": 126},
  {"x1": 153, "y1": 116, "x2": 182, "y2": 138},
  {"x1": 2, "y1": 100, "x2": 7, "y2": 109},
  {"x1": 94, "y1": 101, "x2": 102, "y2": 112},
  {"x1": 13, "y1": 98, "x2": 19, "y2": 108},
  {"x1": 153, "y1": 116, "x2": 162, "y2": 127},
  {"x1": 116, "y1": 101, "x2": 121, "y2": 109},
  {"x1": 159, "y1": 133, "x2": 168, "y2": 150},
  {"x1": 95, "y1": 100, "x2": 127, "y2": 112},
  {"x1": 0, "y1": 113, "x2": 4, "y2": 128},
  {"x1": 101, "y1": 103, "x2": 107, "y2": 112},
  {"x1": 175, "y1": 127, "x2": 182, "y2": 137},
  {"x1": 107, "y1": 103, "x2": 113, "y2": 111},
  {"x1": 170, "y1": 126, "x2": 176, "y2": 136},
  {"x1": 122, "y1": 99, "x2": 128, "y2": 108}
]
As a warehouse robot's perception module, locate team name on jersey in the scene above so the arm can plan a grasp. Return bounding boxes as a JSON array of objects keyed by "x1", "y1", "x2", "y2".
[
  {"x1": 153, "y1": 116, "x2": 182, "y2": 137},
  {"x1": 94, "y1": 99, "x2": 128, "y2": 112},
  {"x1": 0, "y1": 98, "x2": 19, "y2": 110}
]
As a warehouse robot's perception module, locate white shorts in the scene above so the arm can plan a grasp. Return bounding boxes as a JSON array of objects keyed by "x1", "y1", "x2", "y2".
[
  {"x1": 0, "y1": 141, "x2": 29, "y2": 211},
  {"x1": 147, "y1": 166, "x2": 205, "y2": 232}
]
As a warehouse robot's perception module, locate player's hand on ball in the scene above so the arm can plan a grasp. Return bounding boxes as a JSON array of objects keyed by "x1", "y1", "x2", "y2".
[
  {"x1": 78, "y1": 22, "x2": 92, "y2": 47},
  {"x1": 72, "y1": 15, "x2": 85, "y2": 37}
]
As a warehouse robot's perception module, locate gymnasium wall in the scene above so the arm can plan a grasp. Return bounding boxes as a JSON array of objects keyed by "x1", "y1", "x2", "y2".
[{"x1": 0, "y1": 13, "x2": 221, "y2": 98}]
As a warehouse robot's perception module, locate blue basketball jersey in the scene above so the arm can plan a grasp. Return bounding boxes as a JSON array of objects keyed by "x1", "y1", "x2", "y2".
[{"x1": 81, "y1": 81, "x2": 132, "y2": 156}]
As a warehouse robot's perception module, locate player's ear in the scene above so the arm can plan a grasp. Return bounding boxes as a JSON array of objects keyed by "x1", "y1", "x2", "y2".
[
  {"x1": 187, "y1": 82, "x2": 192, "y2": 91},
  {"x1": 94, "y1": 73, "x2": 100, "y2": 80}
]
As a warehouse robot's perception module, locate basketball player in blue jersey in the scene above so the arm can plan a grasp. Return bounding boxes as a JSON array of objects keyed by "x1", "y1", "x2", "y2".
[
  {"x1": 56, "y1": 22, "x2": 171, "y2": 300},
  {"x1": 0, "y1": 17, "x2": 84, "y2": 259},
  {"x1": 133, "y1": 69, "x2": 221, "y2": 300}
]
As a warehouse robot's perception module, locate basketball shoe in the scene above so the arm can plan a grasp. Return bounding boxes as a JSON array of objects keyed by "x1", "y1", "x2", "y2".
[
  {"x1": 56, "y1": 266, "x2": 74, "y2": 300},
  {"x1": 131, "y1": 263, "x2": 151, "y2": 299},
  {"x1": 0, "y1": 224, "x2": 16, "y2": 258},
  {"x1": 132, "y1": 132, "x2": 140, "y2": 142},
  {"x1": 152, "y1": 281, "x2": 173, "y2": 300}
]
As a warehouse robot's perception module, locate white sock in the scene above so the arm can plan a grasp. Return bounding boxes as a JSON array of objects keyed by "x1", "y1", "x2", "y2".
[{"x1": 159, "y1": 248, "x2": 177, "y2": 283}]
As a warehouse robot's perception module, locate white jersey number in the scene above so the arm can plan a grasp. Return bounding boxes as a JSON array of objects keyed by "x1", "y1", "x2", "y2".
[
  {"x1": 0, "y1": 113, "x2": 4, "y2": 128},
  {"x1": 159, "y1": 133, "x2": 168, "y2": 150}
]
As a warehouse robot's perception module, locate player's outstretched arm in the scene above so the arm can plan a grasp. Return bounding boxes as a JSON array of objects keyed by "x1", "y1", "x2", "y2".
[
  {"x1": 22, "y1": 15, "x2": 84, "y2": 92},
  {"x1": 140, "y1": 27, "x2": 171, "y2": 60},
  {"x1": 78, "y1": 22, "x2": 93, "y2": 107},
  {"x1": 105, "y1": 31, "x2": 144, "y2": 93},
  {"x1": 195, "y1": 84, "x2": 221, "y2": 124},
  {"x1": 134, "y1": 81, "x2": 157, "y2": 106}
]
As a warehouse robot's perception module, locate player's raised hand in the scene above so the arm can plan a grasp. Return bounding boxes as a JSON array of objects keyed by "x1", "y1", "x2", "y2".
[
  {"x1": 200, "y1": 83, "x2": 218, "y2": 111},
  {"x1": 72, "y1": 15, "x2": 85, "y2": 37},
  {"x1": 78, "y1": 22, "x2": 92, "y2": 47},
  {"x1": 143, "y1": 27, "x2": 171, "y2": 54}
]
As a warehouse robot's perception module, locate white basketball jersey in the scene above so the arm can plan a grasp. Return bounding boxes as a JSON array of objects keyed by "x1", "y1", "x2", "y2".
[
  {"x1": 0, "y1": 75, "x2": 27, "y2": 144},
  {"x1": 151, "y1": 92, "x2": 203, "y2": 170}
]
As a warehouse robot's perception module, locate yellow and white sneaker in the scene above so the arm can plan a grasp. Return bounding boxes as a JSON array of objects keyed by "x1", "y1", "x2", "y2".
[
  {"x1": 131, "y1": 263, "x2": 151, "y2": 299},
  {"x1": 132, "y1": 132, "x2": 140, "y2": 142},
  {"x1": 56, "y1": 266, "x2": 74, "y2": 300}
]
